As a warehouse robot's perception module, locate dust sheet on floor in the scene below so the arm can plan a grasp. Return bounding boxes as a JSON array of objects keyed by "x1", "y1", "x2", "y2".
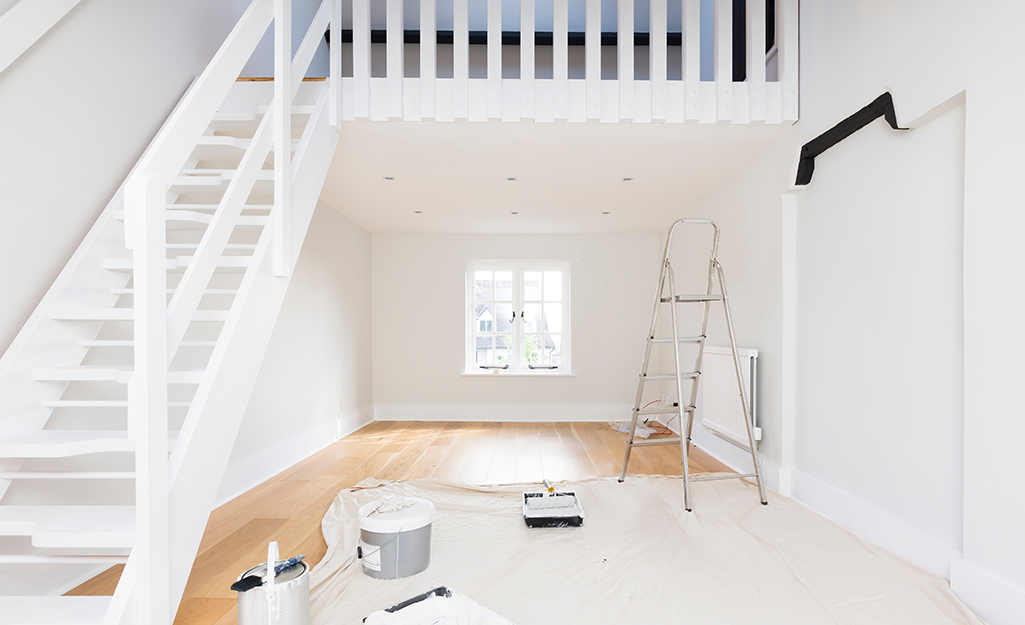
[{"x1": 310, "y1": 476, "x2": 981, "y2": 624}]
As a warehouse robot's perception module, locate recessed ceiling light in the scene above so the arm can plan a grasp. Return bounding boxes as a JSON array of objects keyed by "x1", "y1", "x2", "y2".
[
  {"x1": 414, "y1": 210, "x2": 422, "y2": 214},
  {"x1": 384, "y1": 176, "x2": 395, "y2": 180},
  {"x1": 511, "y1": 211, "x2": 519, "y2": 215},
  {"x1": 507, "y1": 177, "x2": 517, "y2": 181},
  {"x1": 622, "y1": 177, "x2": 633, "y2": 181},
  {"x1": 602, "y1": 211, "x2": 611, "y2": 215}
]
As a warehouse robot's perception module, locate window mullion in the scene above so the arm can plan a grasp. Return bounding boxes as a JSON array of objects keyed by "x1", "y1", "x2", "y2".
[{"x1": 514, "y1": 267, "x2": 523, "y2": 371}]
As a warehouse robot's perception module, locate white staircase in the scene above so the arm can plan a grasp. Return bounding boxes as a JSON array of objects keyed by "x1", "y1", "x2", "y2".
[{"x1": 0, "y1": 0, "x2": 338, "y2": 622}]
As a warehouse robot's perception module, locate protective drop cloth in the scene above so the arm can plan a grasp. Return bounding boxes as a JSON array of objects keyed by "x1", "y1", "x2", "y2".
[{"x1": 310, "y1": 477, "x2": 982, "y2": 625}]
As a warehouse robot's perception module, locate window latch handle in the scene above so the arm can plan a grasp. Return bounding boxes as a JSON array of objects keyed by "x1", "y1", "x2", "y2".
[{"x1": 509, "y1": 311, "x2": 516, "y2": 323}]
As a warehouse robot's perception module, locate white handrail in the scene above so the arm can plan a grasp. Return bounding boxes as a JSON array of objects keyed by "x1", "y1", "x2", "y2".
[
  {"x1": 126, "y1": 0, "x2": 273, "y2": 248},
  {"x1": 122, "y1": 0, "x2": 338, "y2": 620},
  {"x1": 0, "y1": 0, "x2": 82, "y2": 76}
]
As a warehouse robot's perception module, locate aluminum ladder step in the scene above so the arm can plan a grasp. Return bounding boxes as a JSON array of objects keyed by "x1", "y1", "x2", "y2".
[
  {"x1": 642, "y1": 373, "x2": 700, "y2": 380},
  {"x1": 0, "y1": 506, "x2": 135, "y2": 548},
  {"x1": 636, "y1": 405, "x2": 695, "y2": 416},
  {"x1": 649, "y1": 336, "x2": 705, "y2": 344},
  {"x1": 629, "y1": 437, "x2": 683, "y2": 447},
  {"x1": 660, "y1": 294, "x2": 724, "y2": 303}
]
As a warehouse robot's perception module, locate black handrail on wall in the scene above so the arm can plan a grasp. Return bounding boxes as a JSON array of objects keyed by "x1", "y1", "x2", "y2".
[{"x1": 795, "y1": 92, "x2": 906, "y2": 186}]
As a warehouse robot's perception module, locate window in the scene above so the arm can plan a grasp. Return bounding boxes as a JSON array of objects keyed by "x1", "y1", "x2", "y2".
[{"x1": 467, "y1": 262, "x2": 571, "y2": 373}]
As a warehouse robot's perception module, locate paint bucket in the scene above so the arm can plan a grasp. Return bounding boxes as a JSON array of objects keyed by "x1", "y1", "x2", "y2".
[
  {"x1": 357, "y1": 496, "x2": 434, "y2": 579},
  {"x1": 236, "y1": 560, "x2": 310, "y2": 625}
]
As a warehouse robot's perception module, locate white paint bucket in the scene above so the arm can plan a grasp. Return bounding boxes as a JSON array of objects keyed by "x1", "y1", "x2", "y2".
[
  {"x1": 357, "y1": 496, "x2": 434, "y2": 579},
  {"x1": 236, "y1": 560, "x2": 310, "y2": 625}
]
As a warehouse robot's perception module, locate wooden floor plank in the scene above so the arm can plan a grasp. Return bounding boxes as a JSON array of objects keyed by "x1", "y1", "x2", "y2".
[{"x1": 65, "y1": 421, "x2": 735, "y2": 623}]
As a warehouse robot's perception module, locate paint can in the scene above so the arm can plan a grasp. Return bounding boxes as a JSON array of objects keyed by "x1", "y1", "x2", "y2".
[
  {"x1": 236, "y1": 560, "x2": 310, "y2": 625},
  {"x1": 357, "y1": 496, "x2": 434, "y2": 579}
]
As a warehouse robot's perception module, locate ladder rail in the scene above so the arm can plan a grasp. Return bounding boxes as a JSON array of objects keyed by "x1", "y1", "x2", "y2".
[
  {"x1": 618, "y1": 218, "x2": 767, "y2": 510},
  {"x1": 715, "y1": 260, "x2": 768, "y2": 504}
]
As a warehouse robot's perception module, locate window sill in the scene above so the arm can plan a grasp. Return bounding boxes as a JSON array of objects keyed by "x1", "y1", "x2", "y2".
[{"x1": 461, "y1": 370, "x2": 576, "y2": 377}]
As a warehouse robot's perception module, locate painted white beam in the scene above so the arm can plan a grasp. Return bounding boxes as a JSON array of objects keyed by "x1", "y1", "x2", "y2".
[
  {"x1": 618, "y1": 0, "x2": 633, "y2": 121},
  {"x1": 521, "y1": 0, "x2": 535, "y2": 119},
  {"x1": 274, "y1": 0, "x2": 292, "y2": 277},
  {"x1": 553, "y1": 0, "x2": 568, "y2": 121},
  {"x1": 454, "y1": 0, "x2": 469, "y2": 120},
  {"x1": 329, "y1": 0, "x2": 341, "y2": 127},
  {"x1": 0, "y1": 0, "x2": 82, "y2": 76},
  {"x1": 650, "y1": 0, "x2": 667, "y2": 122},
  {"x1": 421, "y1": 0, "x2": 436, "y2": 120},
  {"x1": 352, "y1": 0, "x2": 370, "y2": 119},
  {"x1": 487, "y1": 0, "x2": 502, "y2": 120},
  {"x1": 779, "y1": 0, "x2": 799, "y2": 121},
  {"x1": 387, "y1": 0, "x2": 403, "y2": 120},
  {"x1": 585, "y1": 0, "x2": 600, "y2": 121},
  {"x1": 714, "y1": 0, "x2": 732, "y2": 122},
  {"x1": 746, "y1": 0, "x2": 766, "y2": 123},
  {"x1": 683, "y1": 0, "x2": 700, "y2": 122}
]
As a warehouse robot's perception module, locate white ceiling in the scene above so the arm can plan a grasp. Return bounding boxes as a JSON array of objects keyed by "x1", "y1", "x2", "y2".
[{"x1": 319, "y1": 121, "x2": 787, "y2": 234}]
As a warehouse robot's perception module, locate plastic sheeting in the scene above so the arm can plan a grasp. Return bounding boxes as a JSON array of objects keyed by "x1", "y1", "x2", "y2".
[{"x1": 311, "y1": 476, "x2": 982, "y2": 624}]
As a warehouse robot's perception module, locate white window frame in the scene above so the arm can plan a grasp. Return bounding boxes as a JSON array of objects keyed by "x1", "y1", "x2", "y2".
[{"x1": 465, "y1": 261, "x2": 572, "y2": 375}]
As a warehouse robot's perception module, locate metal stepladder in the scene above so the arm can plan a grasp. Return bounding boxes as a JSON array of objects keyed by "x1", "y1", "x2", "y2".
[{"x1": 618, "y1": 219, "x2": 767, "y2": 511}]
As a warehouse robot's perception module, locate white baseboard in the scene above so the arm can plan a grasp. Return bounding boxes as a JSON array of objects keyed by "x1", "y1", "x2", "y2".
[
  {"x1": 215, "y1": 405, "x2": 374, "y2": 506},
  {"x1": 374, "y1": 403, "x2": 632, "y2": 423},
  {"x1": 787, "y1": 469, "x2": 962, "y2": 579},
  {"x1": 951, "y1": 558, "x2": 1025, "y2": 625},
  {"x1": 659, "y1": 416, "x2": 960, "y2": 580}
]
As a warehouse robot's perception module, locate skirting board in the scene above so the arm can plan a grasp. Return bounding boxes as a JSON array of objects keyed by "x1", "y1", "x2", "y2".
[
  {"x1": 215, "y1": 405, "x2": 375, "y2": 506},
  {"x1": 951, "y1": 558, "x2": 1025, "y2": 625},
  {"x1": 658, "y1": 414, "x2": 960, "y2": 580},
  {"x1": 374, "y1": 403, "x2": 633, "y2": 423}
]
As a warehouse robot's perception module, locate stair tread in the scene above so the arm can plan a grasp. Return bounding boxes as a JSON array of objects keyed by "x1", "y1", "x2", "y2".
[
  {"x1": 53, "y1": 308, "x2": 229, "y2": 321},
  {"x1": 32, "y1": 367, "x2": 205, "y2": 384},
  {"x1": 101, "y1": 257, "x2": 252, "y2": 271},
  {"x1": 0, "y1": 430, "x2": 173, "y2": 457},
  {"x1": 0, "y1": 596, "x2": 112, "y2": 624},
  {"x1": 0, "y1": 428, "x2": 178, "y2": 456},
  {"x1": 0, "y1": 506, "x2": 134, "y2": 548},
  {"x1": 78, "y1": 339, "x2": 217, "y2": 348},
  {"x1": 42, "y1": 400, "x2": 191, "y2": 407}
]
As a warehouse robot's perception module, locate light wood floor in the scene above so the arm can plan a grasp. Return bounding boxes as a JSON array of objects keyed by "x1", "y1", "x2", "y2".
[{"x1": 68, "y1": 421, "x2": 730, "y2": 624}]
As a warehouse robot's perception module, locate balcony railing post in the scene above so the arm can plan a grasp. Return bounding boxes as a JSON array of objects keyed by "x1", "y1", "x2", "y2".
[
  {"x1": 330, "y1": 0, "x2": 340, "y2": 128},
  {"x1": 274, "y1": 0, "x2": 292, "y2": 277},
  {"x1": 127, "y1": 172, "x2": 169, "y2": 625}
]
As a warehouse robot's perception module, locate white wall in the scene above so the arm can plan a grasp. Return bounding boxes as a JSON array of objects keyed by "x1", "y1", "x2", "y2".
[
  {"x1": 0, "y1": 0, "x2": 243, "y2": 357},
  {"x1": 685, "y1": 1, "x2": 1025, "y2": 623},
  {"x1": 371, "y1": 233, "x2": 661, "y2": 421},
  {"x1": 217, "y1": 204, "x2": 374, "y2": 504},
  {"x1": 654, "y1": 131, "x2": 798, "y2": 484}
]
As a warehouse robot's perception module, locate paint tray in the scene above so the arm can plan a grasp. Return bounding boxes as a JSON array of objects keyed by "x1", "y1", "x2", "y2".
[
  {"x1": 522, "y1": 492, "x2": 585, "y2": 527},
  {"x1": 363, "y1": 587, "x2": 515, "y2": 625}
]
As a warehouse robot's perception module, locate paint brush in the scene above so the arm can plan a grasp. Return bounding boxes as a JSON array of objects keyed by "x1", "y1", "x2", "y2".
[{"x1": 230, "y1": 554, "x2": 306, "y2": 592}]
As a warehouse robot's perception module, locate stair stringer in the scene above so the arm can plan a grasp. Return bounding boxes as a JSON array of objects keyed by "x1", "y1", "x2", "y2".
[{"x1": 104, "y1": 86, "x2": 338, "y2": 625}]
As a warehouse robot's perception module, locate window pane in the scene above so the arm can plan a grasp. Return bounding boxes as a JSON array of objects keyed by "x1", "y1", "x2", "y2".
[
  {"x1": 524, "y1": 271, "x2": 542, "y2": 300},
  {"x1": 523, "y1": 303, "x2": 542, "y2": 332},
  {"x1": 475, "y1": 271, "x2": 493, "y2": 300},
  {"x1": 495, "y1": 271, "x2": 513, "y2": 301},
  {"x1": 524, "y1": 334, "x2": 541, "y2": 364},
  {"x1": 475, "y1": 303, "x2": 494, "y2": 333},
  {"x1": 475, "y1": 335, "x2": 494, "y2": 364},
  {"x1": 543, "y1": 303, "x2": 562, "y2": 333},
  {"x1": 543, "y1": 271, "x2": 562, "y2": 301},
  {"x1": 495, "y1": 334, "x2": 513, "y2": 364},
  {"x1": 547, "y1": 334, "x2": 562, "y2": 365},
  {"x1": 496, "y1": 303, "x2": 514, "y2": 332}
]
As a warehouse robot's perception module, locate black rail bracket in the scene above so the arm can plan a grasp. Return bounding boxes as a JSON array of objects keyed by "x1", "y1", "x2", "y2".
[{"x1": 795, "y1": 92, "x2": 908, "y2": 186}]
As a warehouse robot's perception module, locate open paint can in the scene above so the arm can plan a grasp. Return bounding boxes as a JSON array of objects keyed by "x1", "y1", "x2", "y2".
[
  {"x1": 357, "y1": 496, "x2": 434, "y2": 579},
  {"x1": 236, "y1": 559, "x2": 310, "y2": 625}
]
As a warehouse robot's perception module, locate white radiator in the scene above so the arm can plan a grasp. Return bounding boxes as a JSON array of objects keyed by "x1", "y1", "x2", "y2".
[{"x1": 699, "y1": 346, "x2": 760, "y2": 448}]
